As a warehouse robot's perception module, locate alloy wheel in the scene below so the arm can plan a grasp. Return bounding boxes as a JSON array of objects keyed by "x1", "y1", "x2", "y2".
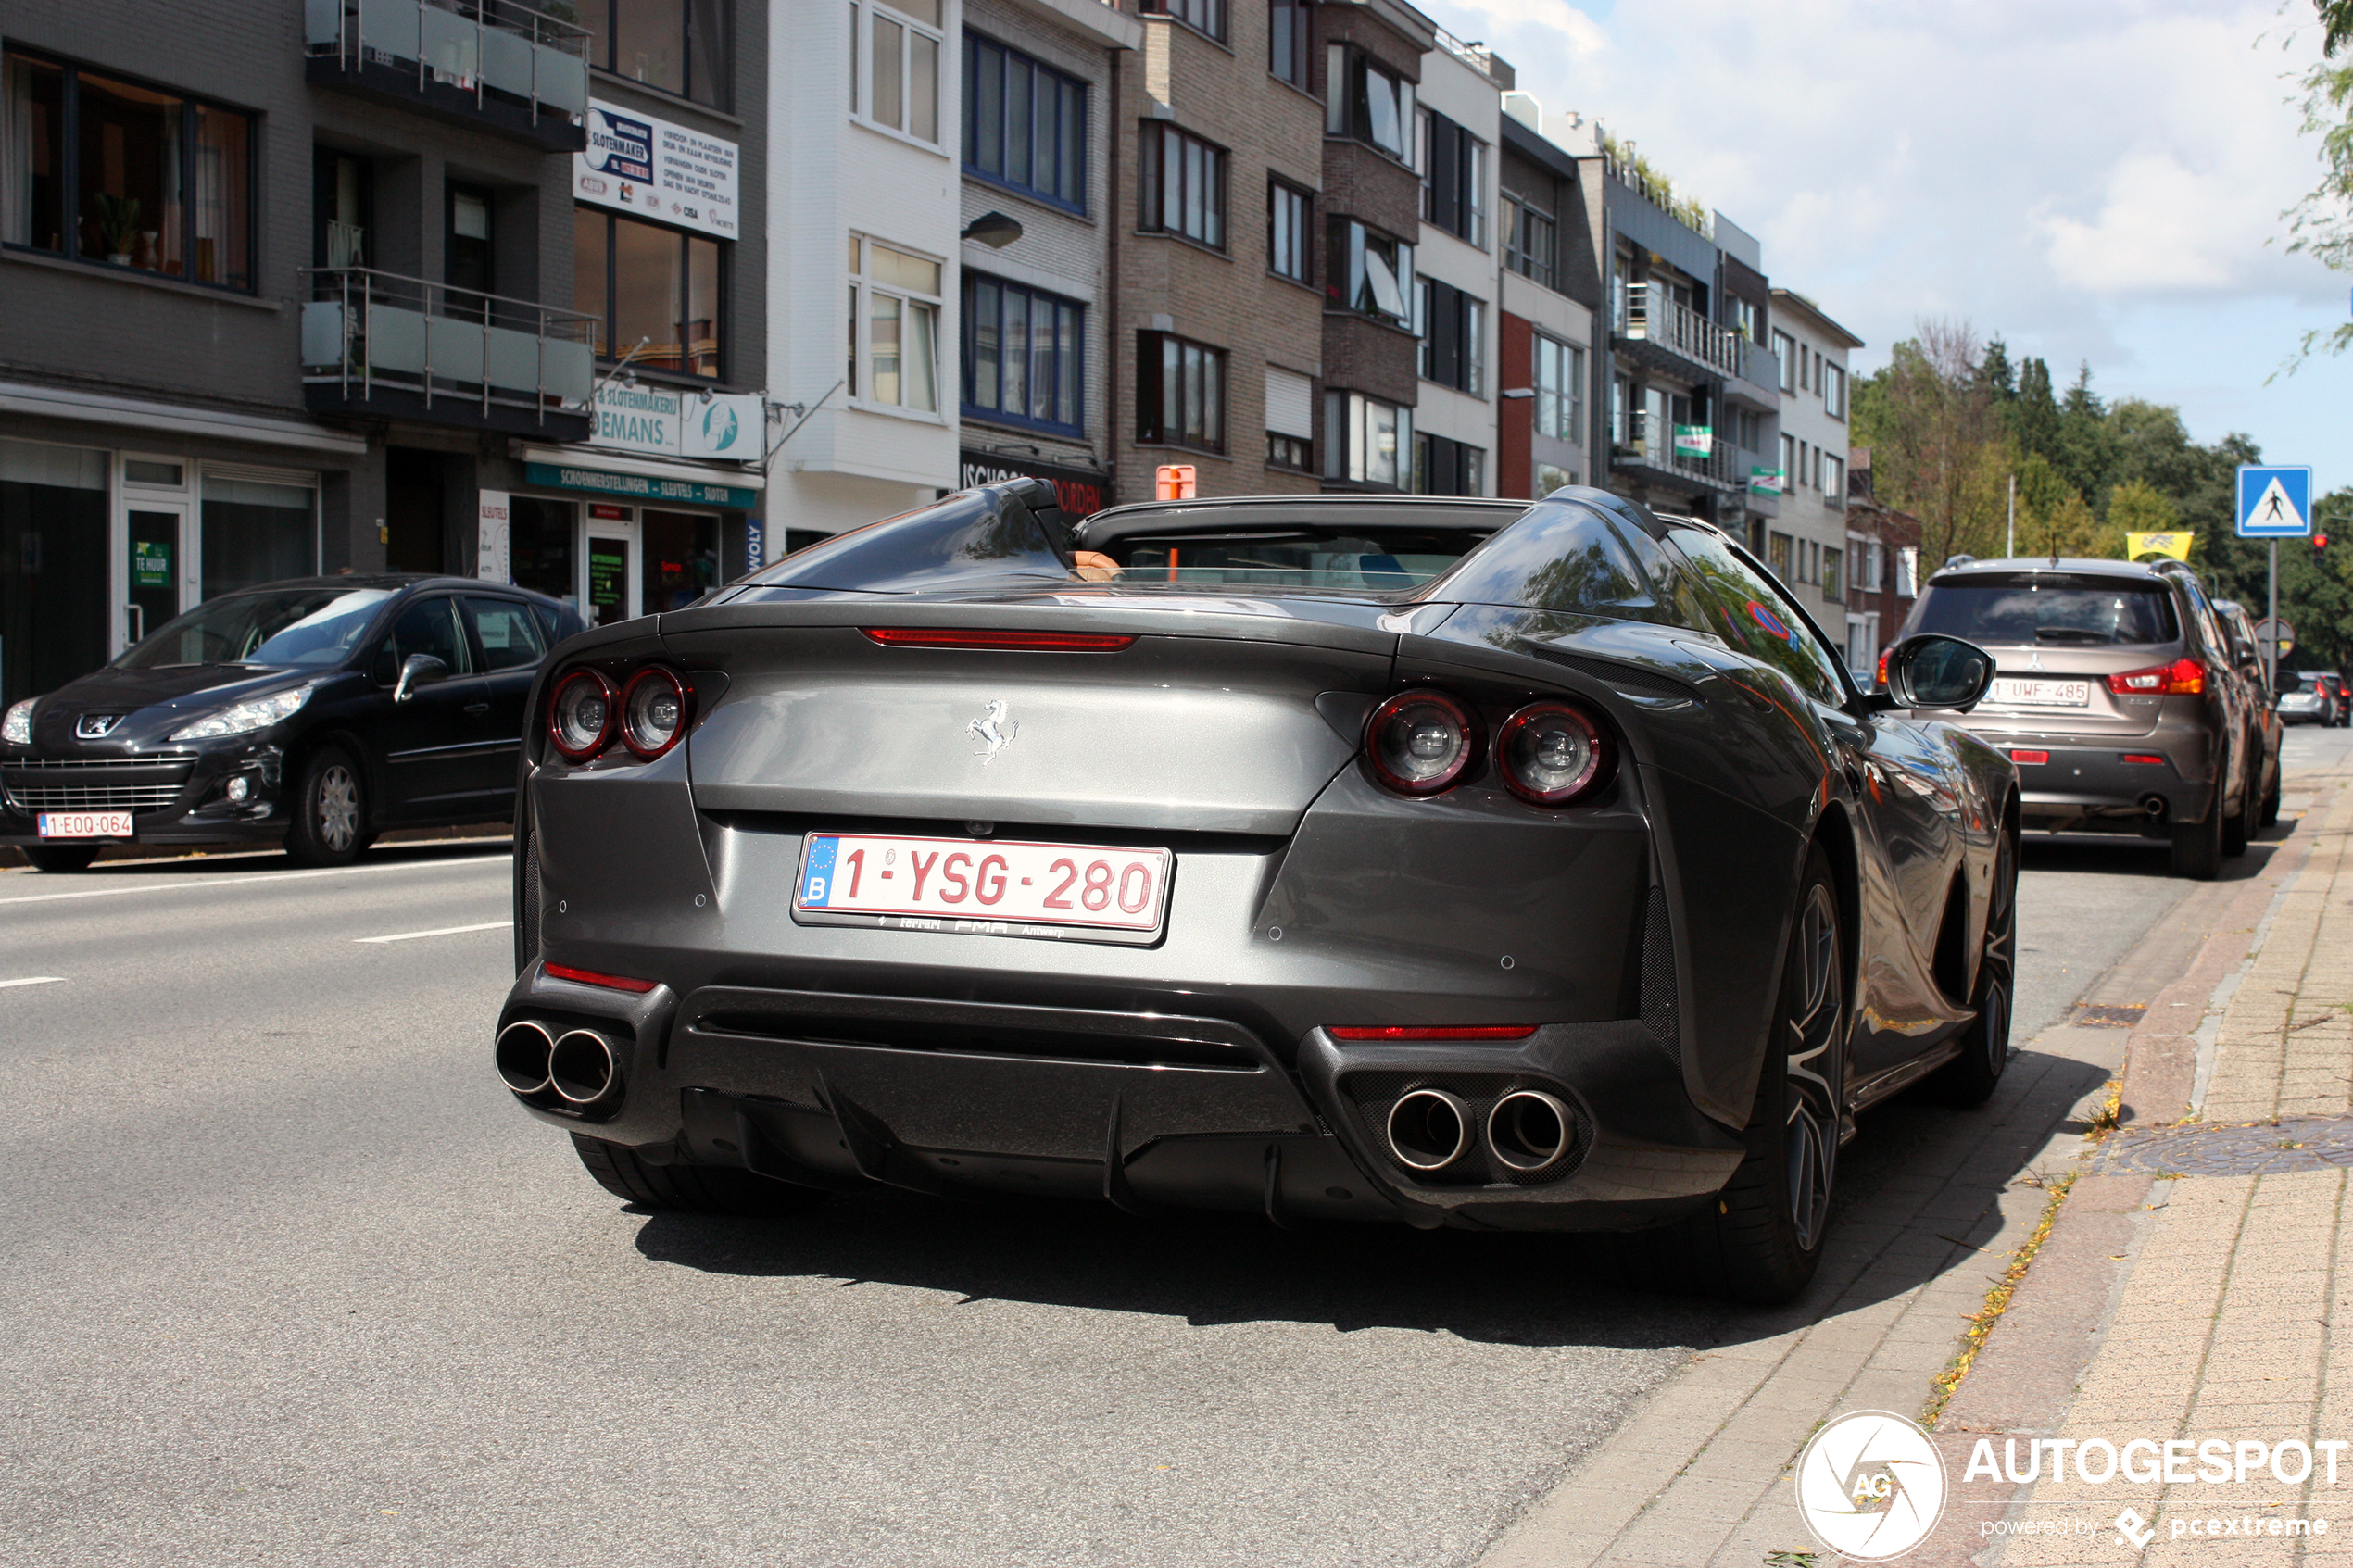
[
  {"x1": 316, "y1": 764, "x2": 359, "y2": 853},
  {"x1": 1977, "y1": 833, "x2": 2018, "y2": 1075},
  {"x1": 1783, "y1": 881, "x2": 1843, "y2": 1252}
]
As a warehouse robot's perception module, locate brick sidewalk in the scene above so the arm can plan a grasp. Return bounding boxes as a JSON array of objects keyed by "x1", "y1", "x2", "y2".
[{"x1": 1955, "y1": 763, "x2": 2353, "y2": 1566}]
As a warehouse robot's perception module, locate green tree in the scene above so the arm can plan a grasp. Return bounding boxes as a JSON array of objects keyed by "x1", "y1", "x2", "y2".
[
  {"x1": 2282, "y1": 1, "x2": 2353, "y2": 363},
  {"x1": 2012, "y1": 357, "x2": 2062, "y2": 469},
  {"x1": 2057, "y1": 363, "x2": 2122, "y2": 510},
  {"x1": 1847, "y1": 319, "x2": 2005, "y2": 568},
  {"x1": 2108, "y1": 480, "x2": 2182, "y2": 553}
]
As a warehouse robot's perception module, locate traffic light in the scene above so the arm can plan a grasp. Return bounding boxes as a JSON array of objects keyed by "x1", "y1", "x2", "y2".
[{"x1": 2318, "y1": 533, "x2": 2331, "y2": 553}]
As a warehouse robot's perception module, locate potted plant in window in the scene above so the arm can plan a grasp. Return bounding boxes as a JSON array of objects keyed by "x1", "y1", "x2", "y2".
[{"x1": 93, "y1": 194, "x2": 142, "y2": 265}]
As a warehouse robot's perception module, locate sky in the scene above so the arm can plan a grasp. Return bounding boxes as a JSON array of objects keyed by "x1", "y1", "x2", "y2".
[{"x1": 1417, "y1": 0, "x2": 2353, "y2": 495}]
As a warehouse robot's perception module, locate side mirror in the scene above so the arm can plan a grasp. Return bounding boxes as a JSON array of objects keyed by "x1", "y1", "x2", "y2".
[
  {"x1": 1877, "y1": 633, "x2": 1995, "y2": 713},
  {"x1": 393, "y1": 653, "x2": 450, "y2": 704}
]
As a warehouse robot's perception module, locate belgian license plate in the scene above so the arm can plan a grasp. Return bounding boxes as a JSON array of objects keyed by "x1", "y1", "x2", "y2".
[
  {"x1": 37, "y1": 809, "x2": 133, "y2": 838},
  {"x1": 793, "y1": 833, "x2": 1172, "y2": 942},
  {"x1": 1988, "y1": 677, "x2": 2090, "y2": 708}
]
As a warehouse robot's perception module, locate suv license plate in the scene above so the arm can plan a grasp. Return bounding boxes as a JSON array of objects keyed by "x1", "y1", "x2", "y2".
[
  {"x1": 1988, "y1": 677, "x2": 2091, "y2": 708},
  {"x1": 38, "y1": 809, "x2": 133, "y2": 838},
  {"x1": 793, "y1": 833, "x2": 1172, "y2": 944}
]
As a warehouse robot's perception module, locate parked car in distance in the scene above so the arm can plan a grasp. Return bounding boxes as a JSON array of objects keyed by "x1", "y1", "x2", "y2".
[
  {"x1": 1, "y1": 575, "x2": 585, "y2": 872},
  {"x1": 2213, "y1": 599, "x2": 2283, "y2": 830},
  {"x1": 1893, "y1": 556, "x2": 2263, "y2": 878},
  {"x1": 2279, "y1": 670, "x2": 2341, "y2": 728}
]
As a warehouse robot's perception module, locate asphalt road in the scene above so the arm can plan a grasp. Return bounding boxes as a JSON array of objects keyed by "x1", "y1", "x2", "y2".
[{"x1": 3, "y1": 734, "x2": 2326, "y2": 1568}]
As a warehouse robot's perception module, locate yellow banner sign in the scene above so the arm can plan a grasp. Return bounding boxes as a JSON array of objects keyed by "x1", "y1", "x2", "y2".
[{"x1": 2128, "y1": 532, "x2": 2193, "y2": 562}]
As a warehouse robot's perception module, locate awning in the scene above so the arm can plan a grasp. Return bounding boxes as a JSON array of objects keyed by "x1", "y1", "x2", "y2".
[
  {"x1": 0, "y1": 379, "x2": 369, "y2": 457},
  {"x1": 514, "y1": 443, "x2": 763, "y2": 508}
]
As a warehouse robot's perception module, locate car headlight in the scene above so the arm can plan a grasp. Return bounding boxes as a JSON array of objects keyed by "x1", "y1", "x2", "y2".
[
  {"x1": 1, "y1": 698, "x2": 32, "y2": 746},
  {"x1": 168, "y1": 684, "x2": 315, "y2": 743}
]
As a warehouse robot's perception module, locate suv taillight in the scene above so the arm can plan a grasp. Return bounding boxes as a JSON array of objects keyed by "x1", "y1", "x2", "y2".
[{"x1": 2107, "y1": 658, "x2": 2204, "y2": 696}]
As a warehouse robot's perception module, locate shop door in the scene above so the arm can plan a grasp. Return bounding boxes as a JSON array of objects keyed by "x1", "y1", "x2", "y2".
[
  {"x1": 125, "y1": 505, "x2": 189, "y2": 651},
  {"x1": 641, "y1": 509, "x2": 719, "y2": 614},
  {"x1": 585, "y1": 514, "x2": 640, "y2": 626}
]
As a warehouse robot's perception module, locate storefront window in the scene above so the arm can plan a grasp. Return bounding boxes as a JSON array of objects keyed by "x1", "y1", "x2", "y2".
[
  {"x1": 580, "y1": 0, "x2": 732, "y2": 109},
  {"x1": 200, "y1": 477, "x2": 317, "y2": 601},
  {"x1": 573, "y1": 206, "x2": 724, "y2": 377},
  {"x1": 0, "y1": 440, "x2": 108, "y2": 708},
  {"x1": 509, "y1": 496, "x2": 578, "y2": 608},
  {"x1": 643, "y1": 510, "x2": 718, "y2": 613}
]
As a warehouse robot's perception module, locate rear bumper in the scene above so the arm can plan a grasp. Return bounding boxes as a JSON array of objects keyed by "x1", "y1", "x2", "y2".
[
  {"x1": 1972, "y1": 737, "x2": 2217, "y2": 830},
  {"x1": 497, "y1": 968, "x2": 1743, "y2": 1231},
  {"x1": 0, "y1": 743, "x2": 288, "y2": 847}
]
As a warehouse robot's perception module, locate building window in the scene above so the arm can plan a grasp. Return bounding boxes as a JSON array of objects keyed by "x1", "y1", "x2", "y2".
[
  {"x1": 1328, "y1": 218, "x2": 1414, "y2": 325},
  {"x1": 1418, "y1": 109, "x2": 1484, "y2": 247},
  {"x1": 1772, "y1": 329, "x2": 1797, "y2": 395},
  {"x1": 580, "y1": 0, "x2": 732, "y2": 108},
  {"x1": 1534, "y1": 461, "x2": 1576, "y2": 495},
  {"x1": 1137, "y1": 332, "x2": 1225, "y2": 451},
  {"x1": 574, "y1": 207, "x2": 723, "y2": 376},
  {"x1": 1265, "y1": 363, "x2": 1314, "y2": 470},
  {"x1": 849, "y1": 234, "x2": 941, "y2": 411},
  {"x1": 1271, "y1": 0, "x2": 1311, "y2": 87},
  {"x1": 964, "y1": 35, "x2": 1086, "y2": 210},
  {"x1": 1731, "y1": 296, "x2": 1759, "y2": 343},
  {"x1": 1823, "y1": 547, "x2": 1843, "y2": 602},
  {"x1": 1534, "y1": 335, "x2": 1582, "y2": 441},
  {"x1": 1325, "y1": 45, "x2": 1415, "y2": 162},
  {"x1": 1267, "y1": 179, "x2": 1311, "y2": 282},
  {"x1": 1324, "y1": 391, "x2": 1412, "y2": 487},
  {"x1": 1141, "y1": 0, "x2": 1228, "y2": 44},
  {"x1": 1823, "y1": 361, "x2": 1847, "y2": 420},
  {"x1": 963, "y1": 273, "x2": 1083, "y2": 434},
  {"x1": 1780, "y1": 431, "x2": 1797, "y2": 488},
  {"x1": 1610, "y1": 375, "x2": 1631, "y2": 447},
  {"x1": 1502, "y1": 193, "x2": 1554, "y2": 290},
  {"x1": 2, "y1": 51, "x2": 254, "y2": 291},
  {"x1": 1416, "y1": 278, "x2": 1484, "y2": 395},
  {"x1": 1139, "y1": 122, "x2": 1226, "y2": 249},
  {"x1": 1414, "y1": 433, "x2": 1483, "y2": 496},
  {"x1": 1824, "y1": 451, "x2": 1845, "y2": 502},
  {"x1": 1768, "y1": 532, "x2": 1793, "y2": 582},
  {"x1": 851, "y1": 0, "x2": 941, "y2": 144}
]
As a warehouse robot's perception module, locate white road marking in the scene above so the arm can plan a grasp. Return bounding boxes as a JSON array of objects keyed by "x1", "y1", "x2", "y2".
[
  {"x1": 0, "y1": 976, "x2": 65, "y2": 989},
  {"x1": 0, "y1": 855, "x2": 507, "y2": 908},
  {"x1": 356, "y1": 921, "x2": 511, "y2": 945}
]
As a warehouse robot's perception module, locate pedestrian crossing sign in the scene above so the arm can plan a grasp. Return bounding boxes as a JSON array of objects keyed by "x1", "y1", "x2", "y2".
[{"x1": 2237, "y1": 465, "x2": 2313, "y2": 537}]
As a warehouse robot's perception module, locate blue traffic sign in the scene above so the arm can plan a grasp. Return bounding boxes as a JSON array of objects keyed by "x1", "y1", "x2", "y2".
[{"x1": 2238, "y1": 466, "x2": 2314, "y2": 537}]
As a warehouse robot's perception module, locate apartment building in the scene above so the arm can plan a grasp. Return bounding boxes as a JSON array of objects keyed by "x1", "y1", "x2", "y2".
[
  {"x1": 1714, "y1": 213, "x2": 1780, "y2": 552},
  {"x1": 1491, "y1": 94, "x2": 1598, "y2": 500},
  {"x1": 1766, "y1": 286, "x2": 1861, "y2": 643},
  {"x1": 1105, "y1": 0, "x2": 1324, "y2": 502},
  {"x1": 1408, "y1": 27, "x2": 1503, "y2": 496},
  {"x1": 953, "y1": 0, "x2": 1139, "y2": 516},
  {"x1": 1843, "y1": 445, "x2": 1921, "y2": 680}
]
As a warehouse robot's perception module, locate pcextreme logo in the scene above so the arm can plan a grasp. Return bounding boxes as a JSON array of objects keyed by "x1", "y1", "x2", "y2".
[{"x1": 1794, "y1": 1410, "x2": 1948, "y2": 1560}]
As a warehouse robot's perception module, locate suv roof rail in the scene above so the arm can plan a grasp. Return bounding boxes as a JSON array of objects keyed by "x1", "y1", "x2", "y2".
[{"x1": 1941, "y1": 553, "x2": 1975, "y2": 571}]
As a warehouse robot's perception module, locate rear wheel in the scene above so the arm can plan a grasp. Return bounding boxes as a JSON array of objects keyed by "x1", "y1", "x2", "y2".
[
  {"x1": 1640, "y1": 847, "x2": 1843, "y2": 1305},
  {"x1": 2170, "y1": 760, "x2": 2225, "y2": 880},
  {"x1": 1926, "y1": 827, "x2": 2017, "y2": 1107},
  {"x1": 284, "y1": 746, "x2": 372, "y2": 868},
  {"x1": 2222, "y1": 744, "x2": 2257, "y2": 858},
  {"x1": 24, "y1": 844, "x2": 99, "y2": 873},
  {"x1": 2261, "y1": 759, "x2": 2282, "y2": 828},
  {"x1": 571, "y1": 1135, "x2": 831, "y2": 1216}
]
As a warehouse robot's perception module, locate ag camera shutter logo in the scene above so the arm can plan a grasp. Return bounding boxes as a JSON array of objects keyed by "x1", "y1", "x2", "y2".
[{"x1": 1793, "y1": 1410, "x2": 1948, "y2": 1560}]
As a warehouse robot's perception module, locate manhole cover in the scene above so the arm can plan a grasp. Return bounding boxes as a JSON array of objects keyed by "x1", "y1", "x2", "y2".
[
  {"x1": 2073, "y1": 1003, "x2": 2147, "y2": 1028},
  {"x1": 2098, "y1": 1114, "x2": 2353, "y2": 1176}
]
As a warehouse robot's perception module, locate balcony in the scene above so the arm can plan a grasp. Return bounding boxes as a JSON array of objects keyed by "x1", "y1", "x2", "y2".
[
  {"x1": 301, "y1": 267, "x2": 596, "y2": 440},
  {"x1": 1723, "y1": 335, "x2": 1781, "y2": 411},
  {"x1": 1612, "y1": 282, "x2": 1742, "y2": 382},
  {"x1": 304, "y1": 0, "x2": 590, "y2": 153},
  {"x1": 1610, "y1": 425, "x2": 1737, "y2": 495}
]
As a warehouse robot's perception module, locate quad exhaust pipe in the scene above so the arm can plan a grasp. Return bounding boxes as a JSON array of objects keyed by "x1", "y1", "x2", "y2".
[
  {"x1": 1380, "y1": 1085, "x2": 1583, "y2": 1176},
  {"x1": 1487, "y1": 1090, "x2": 1576, "y2": 1173},
  {"x1": 496, "y1": 1020, "x2": 623, "y2": 1110},
  {"x1": 1386, "y1": 1088, "x2": 1471, "y2": 1171}
]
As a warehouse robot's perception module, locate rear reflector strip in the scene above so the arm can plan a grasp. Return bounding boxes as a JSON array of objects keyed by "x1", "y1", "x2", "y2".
[
  {"x1": 862, "y1": 627, "x2": 1139, "y2": 652},
  {"x1": 2010, "y1": 750, "x2": 2050, "y2": 765},
  {"x1": 544, "y1": 961, "x2": 658, "y2": 994},
  {"x1": 1329, "y1": 1025, "x2": 1540, "y2": 1041},
  {"x1": 2120, "y1": 753, "x2": 2168, "y2": 766}
]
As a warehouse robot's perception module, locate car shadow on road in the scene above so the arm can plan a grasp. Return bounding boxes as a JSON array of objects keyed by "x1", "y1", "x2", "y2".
[{"x1": 2020, "y1": 825, "x2": 2287, "y2": 881}]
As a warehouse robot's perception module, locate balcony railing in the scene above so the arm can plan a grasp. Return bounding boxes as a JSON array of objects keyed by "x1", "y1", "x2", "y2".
[
  {"x1": 300, "y1": 267, "x2": 596, "y2": 440},
  {"x1": 1614, "y1": 282, "x2": 1743, "y2": 380},
  {"x1": 305, "y1": 0, "x2": 590, "y2": 151},
  {"x1": 1615, "y1": 422, "x2": 1737, "y2": 491}
]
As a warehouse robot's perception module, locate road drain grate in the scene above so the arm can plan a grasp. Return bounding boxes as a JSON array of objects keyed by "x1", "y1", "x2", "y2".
[{"x1": 2098, "y1": 1112, "x2": 2353, "y2": 1176}]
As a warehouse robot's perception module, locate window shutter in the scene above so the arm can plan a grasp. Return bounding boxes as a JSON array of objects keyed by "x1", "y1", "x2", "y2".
[
  {"x1": 1429, "y1": 116, "x2": 1460, "y2": 235},
  {"x1": 1265, "y1": 365, "x2": 1314, "y2": 438}
]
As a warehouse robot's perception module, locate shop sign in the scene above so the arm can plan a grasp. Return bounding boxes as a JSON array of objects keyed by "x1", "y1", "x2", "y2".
[
  {"x1": 1750, "y1": 466, "x2": 1786, "y2": 494},
  {"x1": 574, "y1": 101, "x2": 738, "y2": 240},
  {"x1": 132, "y1": 540, "x2": 171, "y2": 588},
  {"x1": 590, "y1": 382, "x2": 764, "y2": 461},
  {"x1": 957, "y1": 450, "x2": 1111, "y2": 519},
  {"x1": 525, "y1": 462, "x2": 755, "y2": 510},
  {"x1": 477, "y1": 490, "x2": 510, "y2": 583},
  {"x1": 1673, "y1": 425, "x2": 1713, "y2": 457}
]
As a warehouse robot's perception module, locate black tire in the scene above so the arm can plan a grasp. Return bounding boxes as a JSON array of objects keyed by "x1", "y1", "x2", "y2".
[
  {"x1": 2261, "y1": 759, "x2": 2282, "y2": 829},
  {"x1": 25, "y1": 844, "x2": 99, "y2": 872},
  {"x1": 1638, "y1": 847, "x2": 1843, "y2": 1305},
  {"x1": 283, "y1": 746, "x2": 372, "y2": 867},
  {"x1": 571, "y1": 1134, "x2": 830, "y2": 1216},
  {"x1": 2169, "y1": 776, "x2": 2225, "y2": 880},
  {"x1": 2222, "y1": 745, "x2": 2256, "y2": 858},
  {"x1": 1925, "y1": 825, "x2": 2017, "y2": 1107}
]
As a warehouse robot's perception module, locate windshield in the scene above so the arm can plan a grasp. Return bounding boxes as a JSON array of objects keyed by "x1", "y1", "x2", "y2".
[
  {"x1": 1911, "y1": 576, "x2": 2179, "y2": 646},
  {"x1": 117, "y1": 589, "x2": 396, "y2": 670},
  {"x1": 1095, "y1": 527, "x2": 1488, "y2": 593}
]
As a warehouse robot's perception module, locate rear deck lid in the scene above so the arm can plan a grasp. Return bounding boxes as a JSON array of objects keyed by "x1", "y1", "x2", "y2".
[{"x1": 1911, "y1": 571, "x2": 2183, "y2": 736}]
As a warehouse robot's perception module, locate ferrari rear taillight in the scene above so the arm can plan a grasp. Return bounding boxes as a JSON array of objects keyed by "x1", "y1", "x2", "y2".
[
  {"x1": 862, "y1": 627, "x2": 1138, "y2": 651},
  {"x1": 620, "y1": 666, "x2": 692, "y2": 759},
  {"x1": 547, "y1": 670, "x2": 615, "y2": 759},
  {"x1": 1365, "y1": 688, "x2": 1478, "y2": 796},
  {"x1": 2107, "y1": 657, "x2": 2204, "y2": 696},
  {"x1": 1495, "y1": 701, "x2": 1610, "y2": 807}
]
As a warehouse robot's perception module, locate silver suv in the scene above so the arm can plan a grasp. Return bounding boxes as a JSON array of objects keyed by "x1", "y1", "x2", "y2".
[{"x1": 1892, "y1": 557, "x2": 2264, "y2": 878}]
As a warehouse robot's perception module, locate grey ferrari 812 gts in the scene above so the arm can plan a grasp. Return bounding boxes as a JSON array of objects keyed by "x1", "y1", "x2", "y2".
[{"x1": 494, "y1": 481, "x2": 2013, "y2": 1302}]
